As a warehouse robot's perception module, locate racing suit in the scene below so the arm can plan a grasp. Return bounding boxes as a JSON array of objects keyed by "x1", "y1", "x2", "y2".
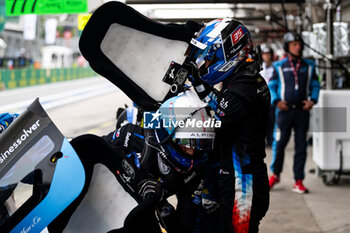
[
  {"x1": 192, "y1": 62, "x2": 271, "y2": 233},
  {"x1": 48, "y1": 123, "x2": 204, "y2": 233},
  {"x1": 215, "y1": 70, "x2": 270, "y2": 233}
]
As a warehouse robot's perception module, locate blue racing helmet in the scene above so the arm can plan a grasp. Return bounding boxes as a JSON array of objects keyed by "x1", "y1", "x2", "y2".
[
  {"x1": 186, "y1": 18, "x2": 254, "y2": 85},
  {"x1": 153, "y1": 90, "x2": 217, "y2": 173}
]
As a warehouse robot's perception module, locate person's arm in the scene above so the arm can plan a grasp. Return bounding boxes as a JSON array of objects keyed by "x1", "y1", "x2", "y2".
[
  {"x1": 160, "y1": 160, "x2": 219, "y2": 233},
  {"x1": 107, "y1": 197, "x2": 163, "y2": 233},
  {"x1": 160, "y1": 192, "x2": 199, "y2": 233},
  {"x1": 105, "y1": 123, "x2": 145, "y2": 153},
  {"x1": 302, "y1": 62, "x2": 320, "y2": 111},
  {"x1": 309, "y1": 65, "x2": 320, "y2": 104},
  {"x1": 268, "y1": 67, "x2": 281, "y2": 107},
  {"x1": 186, "y1": 62, "x2": 219, "y2": 111},
  {"x1": 268, "y1": 67, "x2": 290, "y2": 111}
]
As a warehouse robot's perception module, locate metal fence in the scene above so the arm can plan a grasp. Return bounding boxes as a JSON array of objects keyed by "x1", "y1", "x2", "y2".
[{"x1": 0, "y1": 67, "x2": 96, "y2": 90}]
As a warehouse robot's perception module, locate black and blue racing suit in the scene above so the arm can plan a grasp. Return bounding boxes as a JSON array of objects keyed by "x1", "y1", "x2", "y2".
[
  {"x1": 192, "y1": 62, "x2": 271, "y2": 233},
  {"x1": 215, "y1": 71, "x2": 270, "y2": 233}
]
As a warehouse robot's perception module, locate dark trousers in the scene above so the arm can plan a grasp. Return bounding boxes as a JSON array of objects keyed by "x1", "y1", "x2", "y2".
[
  {"x1": 271, "y1": 109, "x2": 310, "y2": 180},
  {"x1": 266, "y1": 105, "x2": 276, "y2": 147}
]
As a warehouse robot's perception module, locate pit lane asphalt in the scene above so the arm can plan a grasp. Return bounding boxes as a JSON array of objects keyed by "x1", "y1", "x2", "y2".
[{"x1": 261, "y1": 143, "x2": 350, "y2": 233}]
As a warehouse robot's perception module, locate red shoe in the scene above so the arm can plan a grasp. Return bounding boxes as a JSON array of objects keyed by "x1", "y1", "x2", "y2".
[
  {"x1": 269, "y1": 174, "x2": 280, "y2": 189},
  {"x1": 292, "y1": 180, "x2": 309, "y2": 194}
]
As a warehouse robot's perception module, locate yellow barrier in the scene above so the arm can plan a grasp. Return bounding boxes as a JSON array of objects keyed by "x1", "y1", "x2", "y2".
[{"x1": 0, "y1": 67, "x2": 96, "y2": 90}]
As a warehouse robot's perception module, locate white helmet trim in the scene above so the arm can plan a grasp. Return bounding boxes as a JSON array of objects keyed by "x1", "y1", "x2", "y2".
[
  {"x1": 190, "y1": 38, "x2": 207, "y2": 50},
  {"x1": 174, "y1": 132, "x2": 216, "y2": 139},
  {"x1": 206, "y1": 18, "x2": 231, "y2": 39}
]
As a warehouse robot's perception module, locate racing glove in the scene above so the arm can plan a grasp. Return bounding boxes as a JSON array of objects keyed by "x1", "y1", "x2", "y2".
[
  {"x1": 201, "y1": 193, "x2": 220, "y2": 214},
  {"x1": 158, "y1": 200, "x2": 175, "y2": 218},
  {"x1": 185, "y1": 62, "x2": 219, "y2": 111},
  {"x1": 192, "y1": 180, "x2": 219, "y2": 214},
  {"x1": 138, "y1": 178, "x2": 164, "y2": 203}
]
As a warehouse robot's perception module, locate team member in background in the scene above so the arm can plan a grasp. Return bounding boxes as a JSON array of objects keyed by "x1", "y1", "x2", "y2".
[
  {"x1": 260, "y1": 44, "x2": 275, "y2": 83},
  {"x1": 260, "y1": 44, "x2": 276, "y2": 147},
  {"x1": 268, "y1": 32, "x2": 320, "y2": 193}
]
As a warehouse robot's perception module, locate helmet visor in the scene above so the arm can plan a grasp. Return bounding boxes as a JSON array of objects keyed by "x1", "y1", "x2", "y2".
[
  {"x1": 185, "y1": 44, "x2": 209, "y2": 65},
  {"x1": 174, "y1": 138, "x2": 214, "y2": 151}
]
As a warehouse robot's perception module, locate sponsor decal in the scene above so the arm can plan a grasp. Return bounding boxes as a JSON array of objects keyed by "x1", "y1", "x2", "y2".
[
  {"x1": 257, "y1": 85, "x2": 268, "y2": 94},
  {"x1": 20, "y1": 216, "x2": 41, "y2": 233},
  {"x1": 219, "y1": 98, "x2": 229, "y2": 109},
  {"x1": 116, "y1": 170, "x2": 134, "y2": 192},
  {"x1": 0, "y1": 120, "x2": 40, "y2": 164},
  {"x1": 116, "y1": 129, "x2": 120, "y2": 137},
  {"x1": 184, "y1": 171, "x2": 196, "y2": 184},
  {"x1": 257, "y1": 77, "x2": 264, "y2": 82},
  {"x1": 282, "y1": 67, "x2": 294, "y2": 72},
  {"x1": 134, "y1": 153, "x2": 141, "y2": 169},
  {"x1": 218, "y1": 59, "x2": 237, "y2": 72},
  {"x1": 231, "y1": 27, "x2": 244, "y2": 44},
  {"x1": 112, "y1": 128, "x2": 121, "y2": 141},
  {"x1": 190, "y1": 38, "x2": 207, "y2": 50},
  {"x1": 122, "y1": 159, "x2": 135, "y2": 179},
  {"x1": 216, "y1": 109, "x2": 225, "y2": 117},
  {"x1": 122, "y1": 174, "x2": 131, "y2": 183},
  {"x1": 169, "y1": 67, "x2": 176, "y2": 80},
  {"x1": 219, "y1": 169, "x2": 230, "y2": 175},
  {"x1": 163, "y1": 62, "x2": 189, "y2": 87},
  {"x1": 228, "y1": 44, "x2": 242, "y2": 58},
  {"x1": 257, "y1": 84, "x2": 270, "y2": 99},
  {"x1": 175, "y1": 132, "x2": 216, "y2": 139},
  {"x1": 124, "y1": 132, "x2": 132, "y2": 147}
]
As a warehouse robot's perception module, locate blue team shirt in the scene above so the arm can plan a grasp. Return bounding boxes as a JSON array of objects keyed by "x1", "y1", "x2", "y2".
[{"x1": 268, "y1": 57, "x2": 320, "y2": 107}]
